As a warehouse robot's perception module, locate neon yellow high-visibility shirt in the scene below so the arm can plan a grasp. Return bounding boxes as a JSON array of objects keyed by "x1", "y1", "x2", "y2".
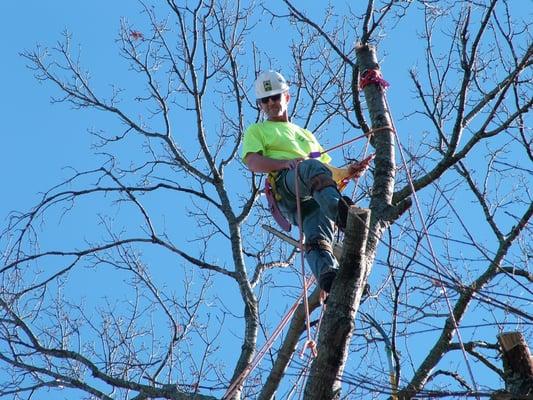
[{"x1": 241, "y1": 121, "x2": 331, "y2": 165}]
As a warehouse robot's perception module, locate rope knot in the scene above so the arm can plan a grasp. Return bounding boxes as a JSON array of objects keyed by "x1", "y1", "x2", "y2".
[
  {"x1": 359, "y1": 69, "x2": 390, "y2": 90},
  {"x1": 300, "y1": 339, "x2": 318, "y2": 358}
]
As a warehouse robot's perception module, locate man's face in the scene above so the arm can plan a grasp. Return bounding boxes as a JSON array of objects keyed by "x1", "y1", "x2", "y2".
[{"x1": 259, "y1": 91, "x2": 290, "y2": 120}]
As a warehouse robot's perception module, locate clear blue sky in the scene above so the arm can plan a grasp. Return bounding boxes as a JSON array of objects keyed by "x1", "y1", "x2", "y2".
[
  {"x1": 2, "y1": 1, "x2": 130, "y2": 213},
  {"x1": 1, "y1": 1, "x2": 529, "y2": 398}
]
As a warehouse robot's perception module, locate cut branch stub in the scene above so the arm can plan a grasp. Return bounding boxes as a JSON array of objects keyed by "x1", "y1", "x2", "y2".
[{"x1": 497, "y1": 332, "x2": 533, "y2": 398}]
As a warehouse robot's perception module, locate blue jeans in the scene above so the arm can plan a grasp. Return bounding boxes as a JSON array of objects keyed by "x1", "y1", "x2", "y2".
[{"x1": 275, "y1": 159, "x2": 340, "y2": 279}]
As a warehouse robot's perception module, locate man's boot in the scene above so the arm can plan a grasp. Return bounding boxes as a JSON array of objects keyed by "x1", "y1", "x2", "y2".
[{"x1": 336, "y1": 196, "x2": 355, "y2": 232}]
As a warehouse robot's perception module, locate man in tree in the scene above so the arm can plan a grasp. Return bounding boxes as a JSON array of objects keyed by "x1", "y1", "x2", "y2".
[{"x1": 242, "y1": 70, "x2": 369, "y2": 293}]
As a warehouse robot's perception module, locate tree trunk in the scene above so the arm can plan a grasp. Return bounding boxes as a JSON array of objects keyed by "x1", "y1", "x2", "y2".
[
  {"x1": 303, "y1": 207, "x2": 371, "y2": 399},
  {"x1": 355, "y1": 44, "x2": 397, "y2": 267},
  {"x1": 302, "y1": 43, "x2": 397, "y2": 399}
]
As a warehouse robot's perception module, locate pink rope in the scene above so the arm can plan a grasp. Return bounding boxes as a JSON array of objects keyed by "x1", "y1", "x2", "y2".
[
  {"x1": 308, "y1": 126, "x2": 391, "y2": 160},
  {"x1": 351, "y1": 138, "x2": 372, "y2": 199},
  {"x1": 384, "y1": 94, "x2": 480, "y2": 399},
  {"x1": 294, "y1": 161, "x2": 317, "y2": 358},
  {"x1": 222, "y1": 276, "x2": 316, "y2": 399},
  {"x1": 308, "y1": 133, "x2": 368, "y2": 159},
  {"x1": 297, "y1": 304, "x2": 326, "y2": 400},
  {"x1": 359, "y1": 69, "x2": 390, "y2": 90}
]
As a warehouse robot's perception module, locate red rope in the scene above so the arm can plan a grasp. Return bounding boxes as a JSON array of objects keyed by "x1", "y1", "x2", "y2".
[
  {"x1": 337, "y1": 153, "x2": 375, "y2": 192},
  {"x1": 222, "y1": 276, "x2": 316, "y2": 399},
  {"x1": 359, "y1": 69, "x2": 390, "y2": 90},
  {"x1": 294, "y1": 161, "x2": 317, "y2": 358},
  {"x1": 383, "y1": 94, "x2": 480, "y2": 399},
  {"x1": 308, "y1": 126, "x2": 391, "y2": 160},
  {"x1": 297, "y1": 304, "x2": 326, "y2": 400},
  {"x1": 351, "y1": 138, "x2": 372, "y2": 199}
]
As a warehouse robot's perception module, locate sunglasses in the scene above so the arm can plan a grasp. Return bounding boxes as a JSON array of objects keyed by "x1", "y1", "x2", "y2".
[{"x1": 259, "y1": 93, "x2": 282, "y2": 104}]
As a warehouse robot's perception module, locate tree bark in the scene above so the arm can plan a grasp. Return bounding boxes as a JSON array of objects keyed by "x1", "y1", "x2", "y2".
[{"x1": 355, "y1": 44, "x2": 396, "y2": 268}]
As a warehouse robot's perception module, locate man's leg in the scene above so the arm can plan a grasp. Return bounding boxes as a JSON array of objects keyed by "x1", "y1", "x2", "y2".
[
  {"x1": 276, "y1": 160, "x2": 350, "y2": 292},
  {"x1": 280, "y1": 159, "x2": 341, "y2": 221},
  {"x1": 302, "y1": 203, "x2": 338, "y2": 292}
]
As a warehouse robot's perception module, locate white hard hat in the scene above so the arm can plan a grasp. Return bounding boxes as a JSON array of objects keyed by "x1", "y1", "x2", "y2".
[{"x1": 254, "y1": 70, "x2": 289, "y2": 99}]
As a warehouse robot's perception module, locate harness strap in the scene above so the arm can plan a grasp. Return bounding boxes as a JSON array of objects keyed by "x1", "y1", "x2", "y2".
[
  {"x1": 309, "y1": 174, "x2": 336, "y2": 194},
  {"x1": 304, "y1": 239, "x2": 333, "y2": 254},
  {"x1": 267, "y1": 172, "x2": 282, "y2": 201},
  {"x1": 265, "y1": 174, "x2": 291, "y2": 232}
]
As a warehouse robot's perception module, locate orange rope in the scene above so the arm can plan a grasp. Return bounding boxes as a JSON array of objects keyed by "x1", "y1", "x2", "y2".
[
  {"x1": 222, "y1": 276, "x2": 316, "y2": 399},
  {"x1": 294, "y1": 161, "x2": 317, "y2": 358},
  {"x1": 383, "y1": 95, "x2": 480, "y2": 399},
  {"x1": 351, "y1": 138, "x2": 372, "y2": 199},
  {"x1": 308, "y1": 125, "x2": 391, "y2": 160}
]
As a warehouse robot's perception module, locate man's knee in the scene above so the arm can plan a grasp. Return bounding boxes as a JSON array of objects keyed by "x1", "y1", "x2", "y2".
[
  {"x1": 298, "y1": 159, "x2": 336, "y2": 193},
  {"x1": 300, "y1": 158, "x2": 327, "y2": 171}
]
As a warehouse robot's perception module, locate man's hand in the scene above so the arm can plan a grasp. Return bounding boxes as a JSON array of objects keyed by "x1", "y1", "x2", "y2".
[{"x1": 347, "y1": 154, "x2": 375, "y2": 178}]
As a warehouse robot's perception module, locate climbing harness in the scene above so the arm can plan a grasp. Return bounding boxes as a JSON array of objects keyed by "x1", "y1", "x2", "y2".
[
  {"x1": 294, "y1": 161, "x2": 318, "y2": 358},
  {"x1": 304, "y1": 239, "x2": 333, "y2": 254},
  {"x1": 265, "y1": 173, "x2": 292, "y2": 232},
  {"x1": 309, "y1": 173, "x2": 337, "y2": 194},
  {"x1": 264, "y1": 136, "x2": 380, "y2": 231}
]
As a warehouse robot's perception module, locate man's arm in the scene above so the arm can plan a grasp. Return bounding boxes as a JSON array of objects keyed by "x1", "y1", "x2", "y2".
[
  {"x1": 245, "y1": 152, "x2": 372, "y2": 178},
  {"x1": 244, "y1": 152, "x2": 302, "y2": 173}
]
